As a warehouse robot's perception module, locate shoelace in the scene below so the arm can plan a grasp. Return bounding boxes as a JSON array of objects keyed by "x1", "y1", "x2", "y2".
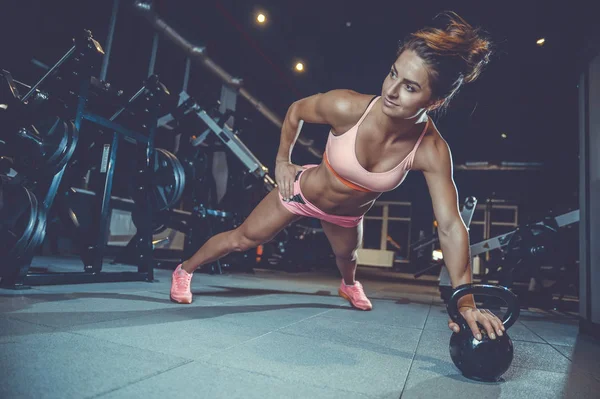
[
  {"x1": 349, "y1": 282, "x2": 367, "y2": 299},
  {"x1": 348, "y1": 282, "x2": 362, "y2": 290},
  {"x1": 175, "y1": 273, "x2": 191, "y2": 290}
]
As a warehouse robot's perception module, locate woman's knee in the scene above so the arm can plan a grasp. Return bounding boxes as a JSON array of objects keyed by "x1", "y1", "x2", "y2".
[
  {"x1": 334, "y1": 248, "x2": 359, "y2": 263},
  {"x1": 230, "y1": 228, "x2": 266, "y2": 252}
]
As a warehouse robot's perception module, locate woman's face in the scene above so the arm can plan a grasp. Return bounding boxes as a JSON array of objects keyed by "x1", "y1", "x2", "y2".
[{"x1": 381, "y1": 49, "x2": 437, "y2": 119}]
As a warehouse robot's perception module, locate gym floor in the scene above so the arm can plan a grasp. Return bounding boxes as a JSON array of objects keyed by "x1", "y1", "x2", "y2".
[{"x1": 0, "y1": 256, "x2": 598, "y2": 399}]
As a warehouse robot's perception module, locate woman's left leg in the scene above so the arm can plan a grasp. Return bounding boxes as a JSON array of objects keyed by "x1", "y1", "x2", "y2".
[{"x1": 320, "y1": 219, "x2": 373, "y2": 310}]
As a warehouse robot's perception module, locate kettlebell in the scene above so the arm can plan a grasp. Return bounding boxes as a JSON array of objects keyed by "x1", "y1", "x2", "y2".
[{"x1": 447, "y1": 283, "x2": 520, "y2": 382}]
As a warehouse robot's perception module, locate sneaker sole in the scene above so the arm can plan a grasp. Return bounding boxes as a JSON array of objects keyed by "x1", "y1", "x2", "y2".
[
  {"x1": 170, "y1": 295, "x2": 192, "y2": 304},
  {"x1": 338, "y1": 288, "x2": 372, "y2": 311}
]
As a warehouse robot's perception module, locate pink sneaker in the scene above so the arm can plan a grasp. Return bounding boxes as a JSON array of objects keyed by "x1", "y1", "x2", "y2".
[
  {"x1": 338, "y1": 280, "x2": 373, "y2": 311},
  {"x1": 170, "y1": 264, "x2": 193, "y2": 304}
]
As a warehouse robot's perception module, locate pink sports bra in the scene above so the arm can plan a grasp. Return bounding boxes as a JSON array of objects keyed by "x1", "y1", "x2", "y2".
[{"x1": 324, "y1": 96, "x2": 429, "y2": 193}]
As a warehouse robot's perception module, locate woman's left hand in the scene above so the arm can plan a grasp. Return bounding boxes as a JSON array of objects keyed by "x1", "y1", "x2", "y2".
[{"x1": 448, "y1": 307, "x2": 505, "y2": 341}]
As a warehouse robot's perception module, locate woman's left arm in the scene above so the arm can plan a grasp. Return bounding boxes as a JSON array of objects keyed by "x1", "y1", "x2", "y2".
[
  {"x1": 422, "y1": 138, "x2": 504, "y2": 340},
  {"x1": 422, "y1": 139, "x2": 471, "y2": 299}
]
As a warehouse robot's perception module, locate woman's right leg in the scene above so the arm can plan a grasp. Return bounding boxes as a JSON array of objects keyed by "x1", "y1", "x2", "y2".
[
  {"x1": 171, "y1": 189, "x2": 303, "y2": 303},
  {"x1": 181, "y1": 190, "x2": 301, "y2": 273}
]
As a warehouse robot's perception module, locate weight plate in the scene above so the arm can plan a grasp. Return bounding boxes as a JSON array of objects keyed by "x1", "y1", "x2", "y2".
[
  {"x1": 153, "y1": 148, "x2": 177, "y2": 210},
  {"x1": 163, "y1": 149, "x2": 185, "y2": 208},
  {"x1": 174, "y1": 152, "x2": 186, "y2": 206},
  {"x1": 52, "y1": 120, "x2": 79, "y2": 173},
  {"x1": 131, "y1": 207, "x2": 168, "y2": 235},
  {"x1": 43, "y1": 118, "x2": 69, "y2": 167},
  {"x1": 0, "y1": 176, "x2": 38, "y2": 273},
  {"x1": 23, "y1": 208, "x2": 47, "y2": 258},
  {"x1": 160, "y1": 149, "x2": 180, "y2": 209},
  {"x1": 131, "y1": 148, "x2": 185, "y2": 212},
  {"x1": 13, "y1": 117, "x2": 67, "y2": 175}
]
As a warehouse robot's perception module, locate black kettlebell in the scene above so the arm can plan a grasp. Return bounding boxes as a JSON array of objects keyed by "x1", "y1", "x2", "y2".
[{"x1": 447, "y1": 283, "x2": 520, "y2": 382}]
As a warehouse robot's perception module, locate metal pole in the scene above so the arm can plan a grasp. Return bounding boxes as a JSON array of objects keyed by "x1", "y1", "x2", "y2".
[
  {"x1": 100, "y1": 0, "x2": 120, "y2": 81},
  {"x1": 22, "y1": 46, "x2": 76, "y2": 102},
  {"x1": 182, "y1": 57, "x2": 191, "y2": 93},
  {"x1": 380, "y1": 205, "x2": 389, "y2": 250},
  {"x1": 148, "y1": 32, "x2": 159, "y2": 77}
]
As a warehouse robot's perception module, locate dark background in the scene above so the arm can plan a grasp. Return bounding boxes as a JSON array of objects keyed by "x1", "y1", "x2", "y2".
[{"x1": 1, "y1": 0, "x2": 595, "y2": 225}]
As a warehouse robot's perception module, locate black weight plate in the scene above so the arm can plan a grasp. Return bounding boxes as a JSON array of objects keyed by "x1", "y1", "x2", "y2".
[
  {"x1": 43, "y1": 118, "x2": 69, "y2": 166},
  {"x1": 168, "y1": 149, "x2": 185, "y2": 207},
  {"x1": 52, "y1": 120, "x2": 79, "y2": 173},
  {"x1": 162, "y1": 149, "x2": 185, "y2": 208},
  {"x1": 13, "y1": 117, "x2": 70, "y2": 175},
  {"x1": 172, "y1": 152, "x2": 186, "y2": 206},
  {"x1": 23, "y1": 208, "x2": 47, "y2": 258},
  {"x1": 0, "y1": 176, "x2": 38, "y2": 264},
  {"x1": 151, "y1": 149, "x2": 177, "y2": 210},
  {"x1": 12, "y1": 185, "x2": 38, "y2": 257},
  {"x1": 151, "y1": 148, "x2": 180, "y2": 211},
  {"x1": 159, "y1": 149, "x2": 180, "y2": 209},
  {"x1": 130, "y1": 148, "x2": 185, "y2": 212},
  {"x1": 171, "y1": 151, "x2": 185, "y2": 206},
  {"x1": 131, "y1": 207, "x2": 168, "y2": 235}
]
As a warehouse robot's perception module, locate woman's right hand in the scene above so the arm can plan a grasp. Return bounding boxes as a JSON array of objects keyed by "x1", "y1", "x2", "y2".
[{"x1": 275, "y1": 160, "x2": 304, "y2": 201}]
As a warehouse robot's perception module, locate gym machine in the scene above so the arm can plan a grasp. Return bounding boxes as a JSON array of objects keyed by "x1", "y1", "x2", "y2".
[
  {"x1": 457, "y1": 208, "x2": 579, "y2": 309},
  {"x1": 411, "y1": 192, "x2": 579, "y2": 309},
  {"x1": 113, "y1": 89, "x2": 278, "y2": 273}
]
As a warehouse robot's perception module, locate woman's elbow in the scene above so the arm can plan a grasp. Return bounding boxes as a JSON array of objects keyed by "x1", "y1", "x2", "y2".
[{"x1": 438, "y1": 219, "x2": 466, "y2": 237}]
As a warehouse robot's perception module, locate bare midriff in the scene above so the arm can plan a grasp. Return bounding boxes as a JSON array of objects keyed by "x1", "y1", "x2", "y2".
[{"x1": 299, "y1": 164, "x2": 381, "y2": 217}]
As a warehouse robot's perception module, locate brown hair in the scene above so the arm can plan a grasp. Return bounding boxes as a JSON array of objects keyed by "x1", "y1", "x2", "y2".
[{"x1": 397, "y1": 11, "x2": 492, "y2": 111}]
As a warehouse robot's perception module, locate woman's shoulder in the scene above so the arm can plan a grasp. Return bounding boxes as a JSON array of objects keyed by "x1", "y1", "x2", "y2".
[
  {"x1": 412, "y1": 120, "x2": 452, "y2": 172},
  {"x1": 323, "y1": 90, "x2": 378, "y2": 134}
]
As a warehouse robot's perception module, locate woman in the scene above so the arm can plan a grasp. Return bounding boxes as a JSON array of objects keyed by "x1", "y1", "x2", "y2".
[{"x1": 171, "y1": 12, "x2": 505, "y2": 342}]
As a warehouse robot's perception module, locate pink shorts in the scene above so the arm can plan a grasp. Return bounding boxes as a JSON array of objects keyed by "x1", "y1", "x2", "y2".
[{"x1": 278, "y1": 165, "x2": 363, "y2": 228}]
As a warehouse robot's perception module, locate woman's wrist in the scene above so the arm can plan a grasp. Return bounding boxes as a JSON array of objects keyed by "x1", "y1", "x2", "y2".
[
  {"x1": 275, "y1": 155, "x2": 290, "y2": 164},
  {"x1": 457, "y1": 294, "x2": 476, "y2": 310}
]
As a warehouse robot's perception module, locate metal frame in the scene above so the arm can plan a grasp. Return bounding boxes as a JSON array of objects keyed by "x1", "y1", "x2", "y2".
[
  {"x1": 359, "y1": 201, "x2": 412, "y2": 266},
  {"x1": 434, "y1": 199, "x2": 518, "y2": 287},
  {"x1": 468, "y1": 209, "x2": 579, "y2": 259},
  {"x1": 160, "y1": 92, "x2": 276, "y2": 191},
  {"x1": 438, "y1": 203, "x2": 579, "y2": 296},
  {"x1": 410, "y1": 197, "x2": 478, "y2": 279},
  {"x1": 470, "y1": 201, "x2": 519, "y2": 262}
]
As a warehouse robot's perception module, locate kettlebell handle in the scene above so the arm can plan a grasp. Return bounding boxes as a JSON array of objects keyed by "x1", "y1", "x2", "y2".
[{"x1": 447, "y1": 284, "x2": 520, "y2": 330}]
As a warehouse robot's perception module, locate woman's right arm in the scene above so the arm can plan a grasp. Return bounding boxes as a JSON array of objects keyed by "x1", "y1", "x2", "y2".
[
  {"x1": 275, "y1": 89, "x2": 357, "y2": 163},
  {"x1": 275, "y1": 90, "x2": 364, "y2": 200}
]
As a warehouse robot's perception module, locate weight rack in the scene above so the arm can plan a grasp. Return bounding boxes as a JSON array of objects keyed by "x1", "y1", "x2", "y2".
[{"x1": 1, "y1": 30, "x2": 161, "y2": 288}]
